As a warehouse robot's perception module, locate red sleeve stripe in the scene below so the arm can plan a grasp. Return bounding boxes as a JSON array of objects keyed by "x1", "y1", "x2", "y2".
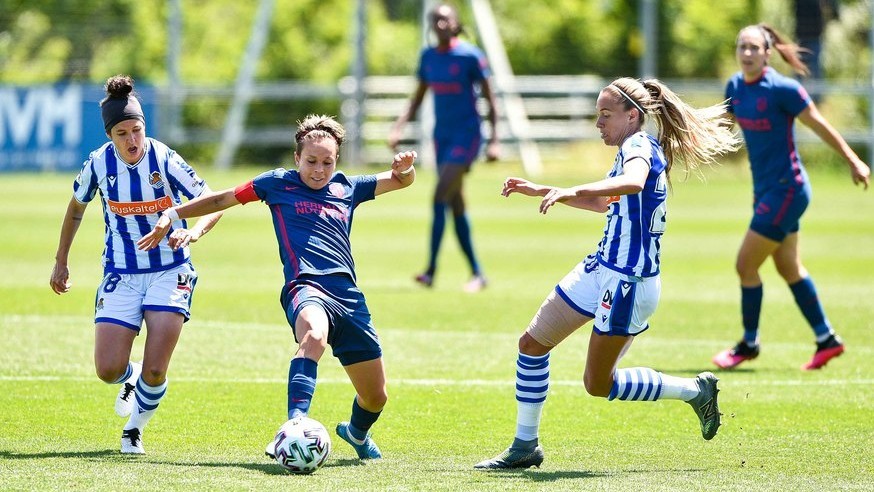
[{"x1": 234, "y1": 180, "x2": 259, "y2": 204}]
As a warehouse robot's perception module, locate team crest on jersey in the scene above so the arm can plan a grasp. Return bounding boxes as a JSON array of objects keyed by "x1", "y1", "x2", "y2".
[
  {"x1": 328, "y1": 183, "x2": 346, "y2": 198},
  {"x1": 149, "y1": 171, "x2": 165, "y2": 189},
  {"x1": 96, "y1": 297, "x2": 105, "y2": 311},
  {"x1": 756, "y1": 97, "x2": 768, "y2": 113}
]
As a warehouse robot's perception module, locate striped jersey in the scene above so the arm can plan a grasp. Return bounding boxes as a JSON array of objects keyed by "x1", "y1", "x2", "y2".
[
  {"x1": 72, "y1": 138, "x2": 209, "y2": 274},
  {"x1": 418, "y1": 37, "x2": 490, "y2": 138},
  {"x1": 596, "y1": 132, "x2": 668, "y2": 278},
  {"x1": 725, "y1": 67, "x2": 812, "y2": 195},
  {"x1": 233, "y1": 169, "x2": 377, "y2": 284}
]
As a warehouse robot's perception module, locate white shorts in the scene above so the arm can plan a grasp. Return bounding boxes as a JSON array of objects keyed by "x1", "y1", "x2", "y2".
[
  {"x1": 555, "y1": 255, "x2": 660, "y2": 336},
  {"x1": 94, "y1": 262, "x2": 198, "y2": 331}
]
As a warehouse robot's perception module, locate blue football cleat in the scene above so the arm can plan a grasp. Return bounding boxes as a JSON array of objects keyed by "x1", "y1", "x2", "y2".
[{"x1": 336, "y1": 422, "x2": 382, "y2": 460}]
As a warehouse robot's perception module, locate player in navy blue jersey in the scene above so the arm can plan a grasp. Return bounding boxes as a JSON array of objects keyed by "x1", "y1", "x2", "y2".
[
  {"x1": 139, "y1": 114, "x2": 417, "y2": 461},
  {"x1": 388, "y1": 3, "x2": 499, "y2": 293},
  {"x1": 474, "y1": 77, "x2": 740, "y2": 470},
  {"x1": 712, "y1": 24, "x2": 870, "y2": 371},
  {"x1": 50, "y1": 75, "x2": 224, "y2": 455}
]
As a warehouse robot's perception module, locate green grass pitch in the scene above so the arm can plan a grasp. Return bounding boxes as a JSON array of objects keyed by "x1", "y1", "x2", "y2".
[{"x1": 1, "y1": 156, "x2": 872, "y2": 491}]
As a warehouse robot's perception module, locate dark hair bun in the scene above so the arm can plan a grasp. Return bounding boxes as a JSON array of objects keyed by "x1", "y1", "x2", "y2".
[{"x1": 104, "y1": 75, "x2": 135, "y2": 99}]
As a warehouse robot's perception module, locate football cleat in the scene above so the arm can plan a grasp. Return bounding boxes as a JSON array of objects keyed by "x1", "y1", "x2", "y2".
[
  {"x1": 121, "y1": 428, "x2": 145, "y2": 455},
  {"x1": 463, "y1": 275, "x2": 488, "y2": 293},
  {"x1": 264, "y1": 433, "x2": 280, "y2": 460},
  {"x1": 414, "y1": 273, "x2": 433, "y2": 288},
  {"x1": 474, "y1": 445, "x2": 544, "y2": 469},
  {"x1": 335, "y1": 422, "x2": 382, "y2": 460},
  {"x1": 115, "y1": 361, "x2": 142, "y2": 417},
  {"x1": 712, "y1": 341, "x2": 759, "y2": 369},
  {"x1": 687, "y1": 372, "x2": 721, "y2": 440},
  {"x1": 802, "y1": 334, "x2": 845, "y2": 370}
]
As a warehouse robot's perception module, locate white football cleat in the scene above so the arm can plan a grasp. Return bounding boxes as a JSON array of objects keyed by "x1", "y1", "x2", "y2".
[
  {"x1": 265, "y1": 433, "x2": 280, "y2": 460},
  {"x1": 115, "y1": 362, "x2": 142, "y2": 417},
  {"x1": 121, "y1": 428, "x2": 145, "y2": 455}
]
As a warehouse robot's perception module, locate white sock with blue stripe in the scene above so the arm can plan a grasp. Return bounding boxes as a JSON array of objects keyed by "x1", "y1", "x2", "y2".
[
  {"x1": 514, "y1": 352, "x2": 549, "y2": 442},
  {"x1": 608, "y1": 368, "x2": 699, "y2": 401},
  {"x1": 608, "y1": 367, "x2": 663, "y2": 401},
  {"x1": 124, "y1": 377, "x2": 168, "y2": 431},
  {"x1": 110, "y1": 362, "x2": 135, "y2": 384}
]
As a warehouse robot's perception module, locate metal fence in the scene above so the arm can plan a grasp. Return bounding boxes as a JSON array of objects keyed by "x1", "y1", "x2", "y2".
[{"x1": 157, "y1": 75, "x2": 874, "y2": 170}]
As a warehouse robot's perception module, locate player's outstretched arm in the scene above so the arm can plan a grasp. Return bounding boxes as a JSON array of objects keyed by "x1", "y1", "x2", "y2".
[
  {"x1": 137, "y1": 188, "x2": 240, "y2": 251},
  {"x1": 501, "y1": 177, "x2": 551, "y2": 198},
  {"x1": 539, "y1": 159, "x2": 649, "y2": 214}
]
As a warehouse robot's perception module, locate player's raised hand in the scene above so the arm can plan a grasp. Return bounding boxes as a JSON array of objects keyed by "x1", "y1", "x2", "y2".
[
  {"x1": 137, "y1": 213, "x2": 173, "y2": 250},
  {"x1": 392, "y1": 150, "x2": 417, "y2": 175}
]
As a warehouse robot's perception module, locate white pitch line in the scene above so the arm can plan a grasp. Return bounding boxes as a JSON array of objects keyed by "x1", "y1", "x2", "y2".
[{"x1": 1, "y1": 375, "x2": 873, "y2": 387}]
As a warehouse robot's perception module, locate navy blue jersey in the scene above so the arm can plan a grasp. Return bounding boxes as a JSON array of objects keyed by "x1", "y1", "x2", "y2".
[
  {"x1": 417, "y1": 38, "x2": 490, "y2": 139},
  {"x1": 725, "y1": 67, "x2": 812, "y2": 194},
  {"x1": 235, "y1": 169, "x2": 377, "y2": 284}
]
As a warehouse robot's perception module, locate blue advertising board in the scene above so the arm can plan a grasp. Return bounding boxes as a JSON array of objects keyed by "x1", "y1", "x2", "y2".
[{"x1": 0, "y1": 84, "x2": 157, "y2": 172}]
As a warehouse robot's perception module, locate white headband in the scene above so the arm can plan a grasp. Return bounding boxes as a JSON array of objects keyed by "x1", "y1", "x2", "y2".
[{"x1": 611, "y1": 85, "x2": 646, "y2": 116}]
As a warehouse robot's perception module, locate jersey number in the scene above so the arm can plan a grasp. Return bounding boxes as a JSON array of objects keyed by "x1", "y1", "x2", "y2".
[{"x1": 649, "y1": 172, "x2": 667, "y2": 235}]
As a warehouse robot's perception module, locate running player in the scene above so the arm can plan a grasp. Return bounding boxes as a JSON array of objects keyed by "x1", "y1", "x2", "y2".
[
  {"x1": 50, "y1": 74, "x2": 224, "y2": 454},
  {"x1": 474, "y1": 77, "x2": 740, "y2": 469},
  {"x1": 388, "y1": 3, "x2": 499, "y2": 293},
  {"x1": 138, "y1": 114, "x2": 417, "y2": 461},
  {"x1": 712, "y1": 24, "x2": 870, "y2": 371}
]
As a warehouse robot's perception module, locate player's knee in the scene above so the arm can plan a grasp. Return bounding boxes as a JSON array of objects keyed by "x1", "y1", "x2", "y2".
[
  {"x1": 95, "y1": 365, "x2": 124, "y2": 384},
  {"x1": 141, "y1": 365, "x2": 167, "y2": 386},
  {"x1": 518, "y1": 332, "x2": 549, "y2": 356},
  {"x1": 298, "y1": 327, "x2": 328, "y2": 350},
  {"x1": 360, "y1": 389, "x2": 388, "y2": 412},
  {"x1": 735, "y1": 257, "x2": 759, "y2": 282},
  {"x1": 583, "y1": 373, "x2": 611, "y2": 398}
]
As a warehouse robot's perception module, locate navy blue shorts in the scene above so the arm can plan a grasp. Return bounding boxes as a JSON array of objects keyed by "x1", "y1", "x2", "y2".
[
  {"x1": 749, "y1": 181, "x2": 811, "y2": 242},
  {"x1": 434, "y1": 128, "x2": 482, "y2": 166},
  {"x1": 280, "y1": 275, "x2": 381, "y2": 366}
]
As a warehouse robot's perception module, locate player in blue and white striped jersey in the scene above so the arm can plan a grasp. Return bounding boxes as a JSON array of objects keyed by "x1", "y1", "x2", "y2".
[
  {"x1": 50, "y1": 75, "x2": 223, "y2": 455},
  {"x1": 475, "y1": 77, "x2": 740, "y2": 470}
]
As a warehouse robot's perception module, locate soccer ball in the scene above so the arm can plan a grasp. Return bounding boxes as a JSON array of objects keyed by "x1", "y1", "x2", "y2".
[{"x1": 271, "y1": 416, "x2": 332, "y2": 474}]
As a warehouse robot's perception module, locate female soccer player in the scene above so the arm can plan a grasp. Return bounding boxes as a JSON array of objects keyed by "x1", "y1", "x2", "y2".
[
  {"x1": 388, "y1": 3, "x2": 499, "y2": 293},
  {"x1": 50, "y1": 75, "x2": 224, "y2": 454},
  {"x1": 712, "y1": 24, "x2": 870, "y2": 371},
  {"x1": 474, "y1": 77, "x2": 740, "y2": 469},
  {"x1": 138, "y1": 115, "x2": 417, "y2": 460}
]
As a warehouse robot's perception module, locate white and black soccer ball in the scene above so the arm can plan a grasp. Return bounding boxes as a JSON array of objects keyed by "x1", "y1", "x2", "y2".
[{"x1": 271, "y1": 416, "x2": 332, "y2": 474}]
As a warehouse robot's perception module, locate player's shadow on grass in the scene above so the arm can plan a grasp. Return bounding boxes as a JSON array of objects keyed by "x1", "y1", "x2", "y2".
[
  {"x1": 512, "y1": 468, "x2": 705, "y2": 482},
  {"x1": 158, "y1": 457, "x2": 364, "y2": 475},
  {"x1": 0, "y1": 449, "x2": 119, "y2": 460},
  {"x1": 479, "y1": 469, "x2": 612, "y2": 480},
  {"x1": 667, "y1": 368, "x2": 758, "y2": 376}
]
